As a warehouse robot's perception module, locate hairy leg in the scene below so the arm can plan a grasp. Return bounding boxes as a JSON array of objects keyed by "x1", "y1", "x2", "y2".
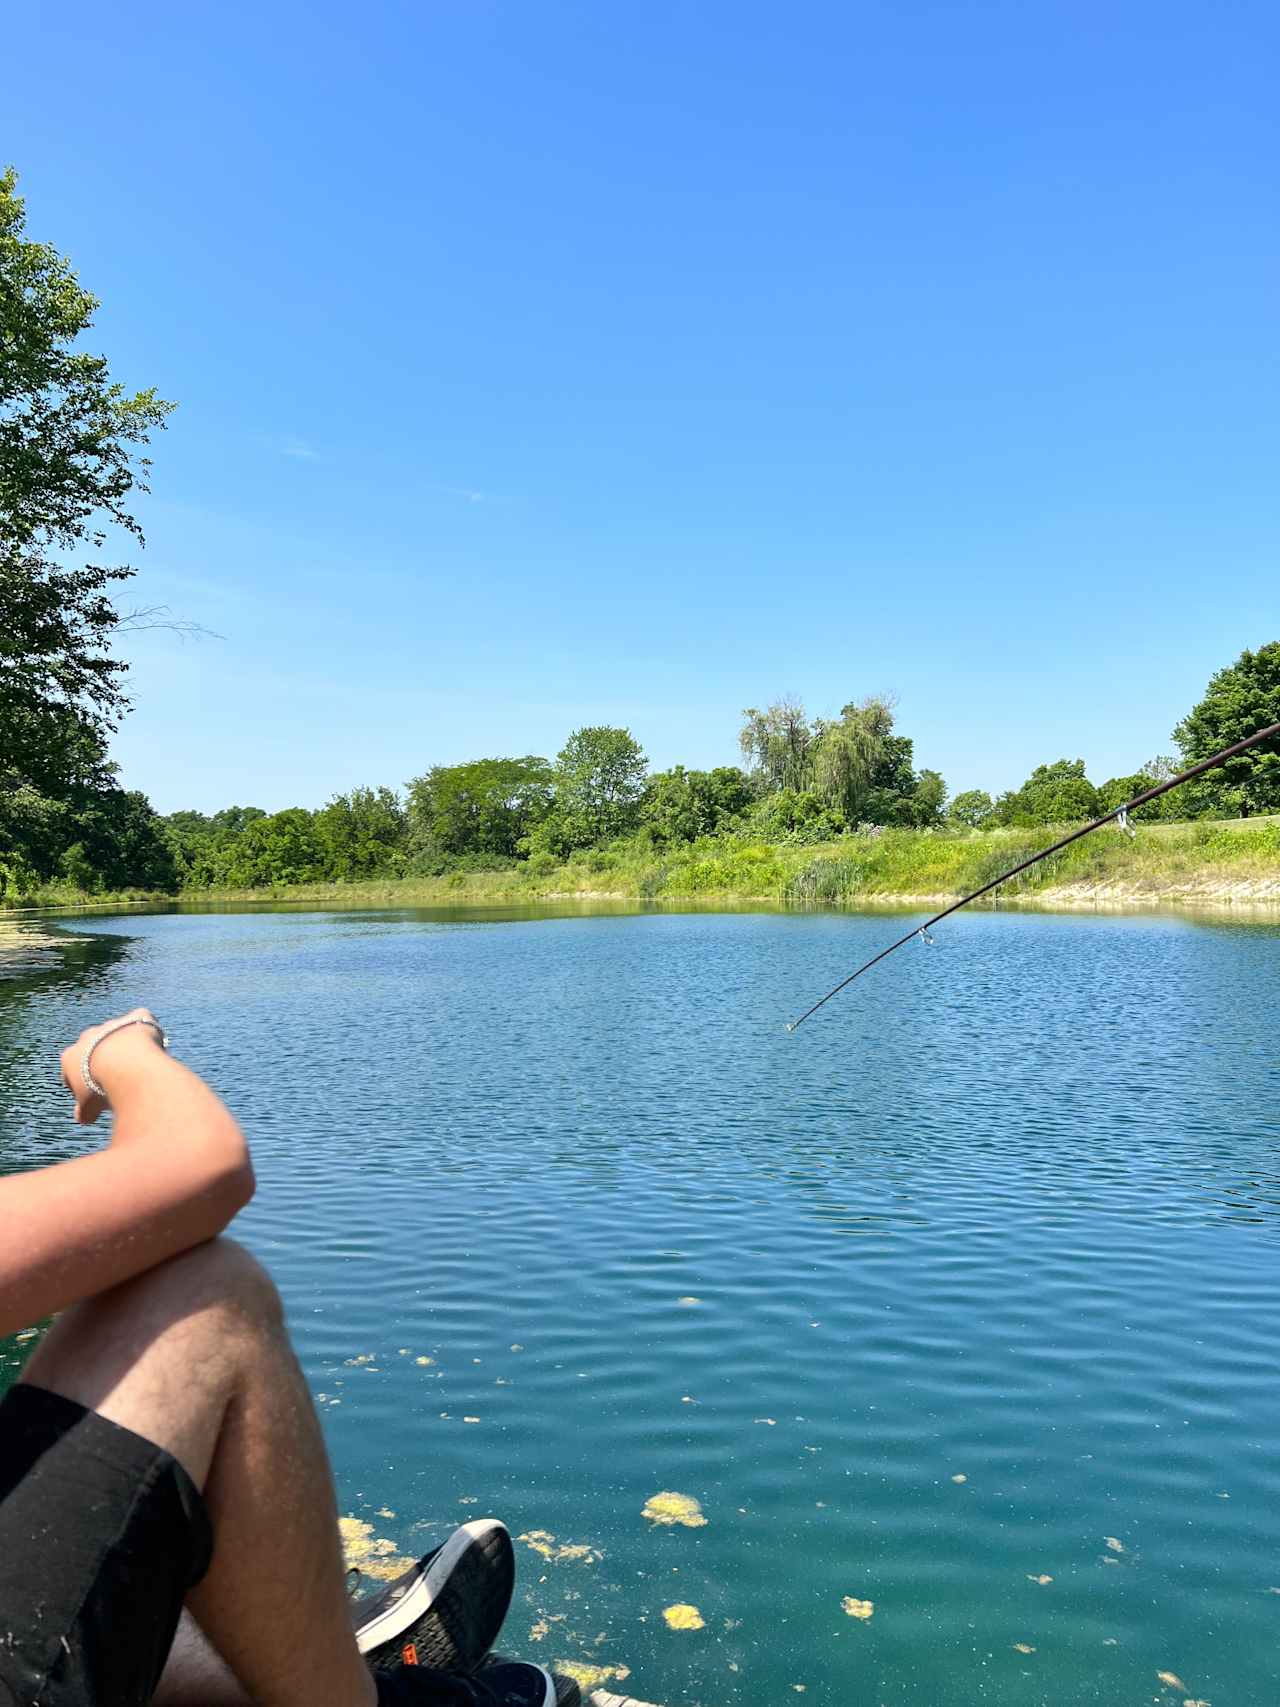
[{"x1": 20, "y1": 1238, "x2": 374, "y2": 1707}]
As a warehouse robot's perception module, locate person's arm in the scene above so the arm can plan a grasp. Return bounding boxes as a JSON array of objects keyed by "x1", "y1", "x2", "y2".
[{"x1": 0, "y1": 1009, "x2": 256, "y2": 1339}]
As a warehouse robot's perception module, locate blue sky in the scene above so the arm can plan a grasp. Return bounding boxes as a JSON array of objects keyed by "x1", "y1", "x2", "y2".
[{"x1": 9, "y1": 0, "x2": 1278, "y2": 813}]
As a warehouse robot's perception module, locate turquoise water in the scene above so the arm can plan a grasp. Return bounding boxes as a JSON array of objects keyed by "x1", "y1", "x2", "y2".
[{"x1": 2, "y1": 904, "x2": 1280, "y2": 1705}]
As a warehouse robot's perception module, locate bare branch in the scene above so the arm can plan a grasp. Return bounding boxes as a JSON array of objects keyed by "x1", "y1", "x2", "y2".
[{"x1": 115, "y1": 603, "x2": 224, "y2": 642}]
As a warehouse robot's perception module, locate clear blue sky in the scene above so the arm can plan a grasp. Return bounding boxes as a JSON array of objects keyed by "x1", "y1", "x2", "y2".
[{"x1": 9, "y1": 0, "x2": 1278, "y2": 813}]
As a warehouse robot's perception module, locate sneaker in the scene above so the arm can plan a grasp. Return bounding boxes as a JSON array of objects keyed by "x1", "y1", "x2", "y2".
[
  {"x1": 374, "y1": 1660, "x2": 578, "y2": 1707},
  {"x1": 353, "y1": 1518, "x2": 515, "y2": 1673},
  {"x1": 476, "y1": 1664, "x2": 579, "y2": 1707},
  {"x1": 481, "y1": 1655, "x2": 582, "y2": 1706}
]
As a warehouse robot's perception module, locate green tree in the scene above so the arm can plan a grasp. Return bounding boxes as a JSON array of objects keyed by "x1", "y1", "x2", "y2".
[
  {"x1": 1097, "y1": 757, "x2": 1182, "y2": 822},
  {"x1": 995, "y1": 759, "x2": 1101, "y2": 827},
  {"x1": 0, "y1": 773, "x2": 177, "y2": 896},
  {"x1": 407, "y1": 757, "x2": 552, "y2": 862},
  {"x1": 162, "y1": 806, "x2": 269, "y2": 888},
  {"x1": 219, "y1": 809, "x2": 324, "y2": 888},
  {"x1": 1173, "y1": 643, "x2": 1280, "y2": 816},
  {"x1": 1, "y1": 168, "x2": 173, "y2": 805},
  {"x1": 641, "y1": 766, "x2": 752, "y2": 846},
  {"x1": 162, "y1": 810, "x2": 216, "y2": 886},
  {"x1": 909, "y1": 768, "x2": 948, "y2": 826},
  {"x1": 0, "y1": 782, "x2": 70, "y2": 892},
  {"x1": 745, "y1": 788, "x2": 846, "y2": 843},
  {"x1": 70, "y1": 787, "x2": 177, "y2": 890},
  {"x1": 948, "y1": 789, "x2": 995, "y2": 829},
  {"x1": 315, "y1": 786, "x2": 407, "y2": 878},
  {"x1": 810, "y1": 697, "x2": 920, "y2": 827},
  {"x1": 212, "y1": 805, "x2": 268, "y2": 837},
  {"x1": 550, "y1": 727, "x2": 648, "y2": 848}
]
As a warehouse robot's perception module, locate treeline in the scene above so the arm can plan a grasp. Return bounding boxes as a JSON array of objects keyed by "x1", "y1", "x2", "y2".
[
  {"x1": 160, "y1": 700, "x2": 936, "y2": 888},
  {"x1": 3, "y1": 649, "x2": 1280, "y2": 901},
  {"x1": 158, "y1": 650, "x2": 1280, "y2": 892},
  {"x1": 30, "y1": 647, "x2": 1272, "y2": 898}
]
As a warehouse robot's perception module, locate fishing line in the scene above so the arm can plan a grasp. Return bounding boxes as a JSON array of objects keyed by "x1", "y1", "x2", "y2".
[{"x1": 785, "y1": 720, "x2": 1280, "y2": 1033}]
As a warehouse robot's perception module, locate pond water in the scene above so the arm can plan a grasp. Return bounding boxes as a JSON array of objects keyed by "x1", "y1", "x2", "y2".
[{"x1": 2, "y1": 904, "x2": 1279, "y2": 1705}]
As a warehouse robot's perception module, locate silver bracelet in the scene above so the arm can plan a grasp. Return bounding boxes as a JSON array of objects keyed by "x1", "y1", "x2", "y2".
[{"x1": 81, "y1": 1017, "x2": 169, "y2": 1100}]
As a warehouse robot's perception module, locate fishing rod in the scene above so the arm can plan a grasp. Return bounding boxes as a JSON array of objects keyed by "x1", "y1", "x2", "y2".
[{"x1": 785, "y1": 719, "x2": 1280, "y2": 1033}]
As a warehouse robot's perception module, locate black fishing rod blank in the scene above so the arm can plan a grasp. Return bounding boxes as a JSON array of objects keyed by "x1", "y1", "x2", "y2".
[{"x1": 785, "y1": 720, "x2": 1280, "y2": 1033}]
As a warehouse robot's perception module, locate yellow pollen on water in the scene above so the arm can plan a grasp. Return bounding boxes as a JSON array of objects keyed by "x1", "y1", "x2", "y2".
[
  {"x1": 337, "y1": 1516, "x2": 412, "y2": 1582},
  {"x1": 642, "y1": 1492, "x2": 707, "y2": 1528},
  {"x1": 554, "y1": 1661, "x2": 632, "y2": 1687},
  {"x1": 662, "y1": 1604, "x2": 705, "y2": 1631},
  {"x1": 517, "y1": 1529, "x2": 602, "y2": 1564}
]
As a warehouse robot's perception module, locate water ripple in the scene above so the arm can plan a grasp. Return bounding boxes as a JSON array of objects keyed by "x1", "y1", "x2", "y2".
[{"x1": 2, "y1": 904, "x2": 1278, "y2": 1703}]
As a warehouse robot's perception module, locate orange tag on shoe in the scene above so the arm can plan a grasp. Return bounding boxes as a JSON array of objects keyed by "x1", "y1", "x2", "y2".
[{"x1": 401, "y1": 1644, "x2": 419, "y2": 1667}]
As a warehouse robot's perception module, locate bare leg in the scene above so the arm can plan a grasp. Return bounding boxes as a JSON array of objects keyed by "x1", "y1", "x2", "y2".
[
  {"x1": 155, "y1": 1612, "x2": 253, "y2": 1707},
  {"x1": 20, "y1": 1237, "x2": 374, "y2": 1707}
]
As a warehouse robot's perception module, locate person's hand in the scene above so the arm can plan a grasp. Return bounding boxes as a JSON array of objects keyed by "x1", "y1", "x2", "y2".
[{"x1": 60, "y1": 1008, "x2": 166, "y2": 1126}]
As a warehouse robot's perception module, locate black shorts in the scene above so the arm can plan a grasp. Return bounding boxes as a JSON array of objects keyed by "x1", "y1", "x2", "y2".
[{"x1": 0, "y1": 1384, "x2": 213, "y2": 1707}]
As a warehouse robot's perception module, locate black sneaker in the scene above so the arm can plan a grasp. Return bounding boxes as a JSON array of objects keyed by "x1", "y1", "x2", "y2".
[
  {"x1": 481, "y1": 1655, "x2": 582, "y2": 1706},
  {"x1": 353, "y1": 1519, "x2": 515, "y2": 1673},
  {"x1": 476, "y1": 1665, "x2": 579, "y2": 1707},
  {"x1": 374, "y1": 1660, "x2": 578, "y2": 1707}
]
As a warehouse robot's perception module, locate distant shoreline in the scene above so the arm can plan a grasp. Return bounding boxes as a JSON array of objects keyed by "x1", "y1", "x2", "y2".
[
  {"x1": 5, "y1": 877, "x2": 1279, "y2": 935},
  {"x1": 5, "y1": 819, "x2": 1279, "y2": 928}
]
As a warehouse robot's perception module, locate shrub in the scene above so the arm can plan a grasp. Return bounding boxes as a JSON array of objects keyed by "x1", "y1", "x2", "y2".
[{"x1": 785, "y1": 856, "x2": 864, "y2": 905}]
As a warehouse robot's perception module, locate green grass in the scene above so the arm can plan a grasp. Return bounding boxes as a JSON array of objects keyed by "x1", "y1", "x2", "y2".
[
  {"x1": 162, "y1": 819, "x2": 1280, "y2": 907},
  {"x1": 6, "y1": 818, "x2": 1279, "y2": 916},
  {"x1": 0, "y1": 881, "x2": 177, "y2": 915}
]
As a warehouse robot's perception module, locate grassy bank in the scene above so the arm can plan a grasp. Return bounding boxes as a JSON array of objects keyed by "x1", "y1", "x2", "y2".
[
  {"x1": 0, "y1": 883, "x2": 176, "y2": 915},
  {"x1": 159, "y1": 817, "x2": 1280, "y2": 910},
  {"x1": 6, "y1": 819, "x2": 1279, "y2": 918}
]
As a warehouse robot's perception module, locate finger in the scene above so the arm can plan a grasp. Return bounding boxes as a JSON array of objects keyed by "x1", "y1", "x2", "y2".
[
  {"x1": 75, "y1": 1091, "x2": 107, "y2": 1126},
  {"x1": 59, "y1": 1044, "x2": 83, "y2": 1100}
]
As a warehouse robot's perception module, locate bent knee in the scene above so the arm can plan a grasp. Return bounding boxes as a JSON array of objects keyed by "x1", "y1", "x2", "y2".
[
  {"x1": 22, "y1": 1239, "x2": 285, "y2": 1413},
  {"x1": 84, "y1": 1237, "x2": 287, "y2": 1346},
  {"x1": 162, "y1": 1237, "x2": 284, "y2": 1328}
]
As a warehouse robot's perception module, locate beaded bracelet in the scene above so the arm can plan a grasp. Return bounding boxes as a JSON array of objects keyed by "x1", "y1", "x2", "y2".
[{"x1": 81, "y1": 1016, "x2": 169, "y2": 1100}]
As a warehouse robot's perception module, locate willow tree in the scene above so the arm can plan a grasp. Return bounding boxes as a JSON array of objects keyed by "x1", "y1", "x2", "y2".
[
  {"x1": 739, "y1": 698, "x2": 813, "y2": 793},
  {"x1": 810, "y1": 696, "x2": 914, "y2": 825}
]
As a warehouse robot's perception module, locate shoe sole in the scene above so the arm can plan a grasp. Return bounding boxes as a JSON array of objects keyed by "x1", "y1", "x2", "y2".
[{"x1": 358, "y1": 1518, "x2": 515, "y2": 1671}]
